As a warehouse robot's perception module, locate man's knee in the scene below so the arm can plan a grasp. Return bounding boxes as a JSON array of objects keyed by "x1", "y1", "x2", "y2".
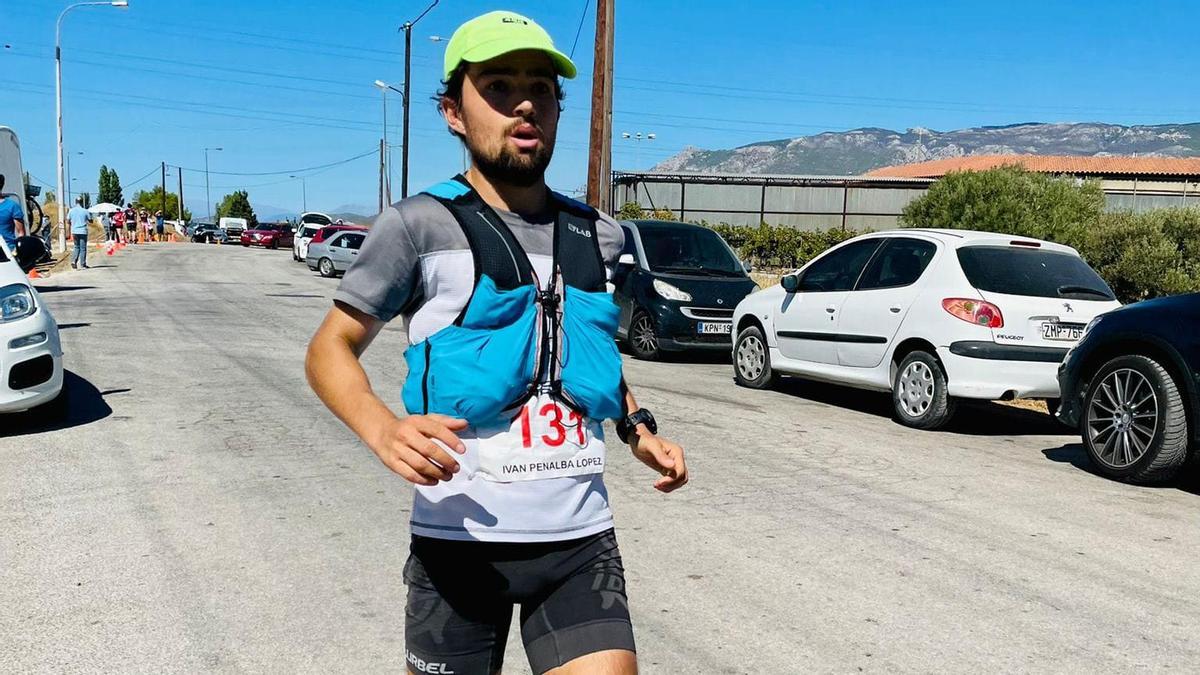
[{"x1": 546, "y1": 649, "x2": 636, "y2": 675}]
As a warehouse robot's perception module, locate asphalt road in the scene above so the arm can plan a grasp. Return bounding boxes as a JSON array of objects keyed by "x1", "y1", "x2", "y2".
[{"x1": 4, "y1": 242, "x2": 1200, "y2": 673}]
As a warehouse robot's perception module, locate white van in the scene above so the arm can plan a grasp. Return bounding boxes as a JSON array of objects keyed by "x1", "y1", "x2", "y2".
[{"x1": 219, "y1": 217, "x2": 248, "y2": 238}]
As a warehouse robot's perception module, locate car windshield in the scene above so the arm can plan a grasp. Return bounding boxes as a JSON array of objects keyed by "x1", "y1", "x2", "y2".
[
  {"x1": 636, "y1": 223, "x2": 745, "y2": 276},
  {"x1": 957, "y1": 245, "x2": 1116, "y2": 300}
]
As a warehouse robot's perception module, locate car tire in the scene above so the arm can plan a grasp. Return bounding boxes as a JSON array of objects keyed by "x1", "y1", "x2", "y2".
[
  {"x1": 733, "y1": 325, "x2": 777, "y2": 389},
  {"x1": 893, "y1": 350, "x2": 956, "y2": 430},
  {"x1": 1081, "y1": 355, "x2": 1189, "y2": 484},
  {"x1": 1045, "y1": 398, "x2": 1061, "y2": 420},
  {"x1": 629, "y1": 309, "x2": 661, "y2": 361},
  {"x1": 318, "y1": 257, "x2": 336, "y2": 278}
]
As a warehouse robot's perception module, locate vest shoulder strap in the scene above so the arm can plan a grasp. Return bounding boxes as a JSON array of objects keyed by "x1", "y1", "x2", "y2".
[
  {"x1": 422, "y1": 174, "x2": 536, "y2": 292},
  {"x1": 552, "y1": 193, "x2": 608, "y2": 292}
]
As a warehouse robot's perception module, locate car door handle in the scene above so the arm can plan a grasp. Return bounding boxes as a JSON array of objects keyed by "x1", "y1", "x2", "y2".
[
  {"x1": 889, "y1": 305, "x2": 902, "y2": 313},
  {"x1": 825, "y1": 306, "x2": 837, "y2": 313}
]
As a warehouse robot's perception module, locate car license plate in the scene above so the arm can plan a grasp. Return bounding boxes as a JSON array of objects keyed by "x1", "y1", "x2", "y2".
[
  {"x1": 697, "y1": 322, "x2": 732, "y2": 335},
  {"x1": 1042, "y1": 322, "x2": 1084, "y2": 342}
]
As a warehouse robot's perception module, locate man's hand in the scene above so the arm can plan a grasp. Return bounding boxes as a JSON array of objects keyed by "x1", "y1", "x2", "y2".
[
  {"x1": 366, "y1": 414, "x2": 469, "y2": 486},
  {"x1": 630, "y1": 430, "x2": 688, "y2": 493}
]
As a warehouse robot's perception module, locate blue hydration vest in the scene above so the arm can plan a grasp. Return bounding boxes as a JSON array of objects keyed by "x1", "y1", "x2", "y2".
[{"x1": 401, "y1": 175, "x2": 625, "y2": 426}]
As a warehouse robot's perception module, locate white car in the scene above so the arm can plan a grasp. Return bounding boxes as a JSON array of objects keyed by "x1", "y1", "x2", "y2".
[
  {"x1": 0, "y1": 239, "x2": 64, "y2": 415},
  {"x1": 732, "y1": 229, "x2": 1121, "y2": 429},
  {"x1": 293, "y1": 211, "x2": 334, "y2": 262}
]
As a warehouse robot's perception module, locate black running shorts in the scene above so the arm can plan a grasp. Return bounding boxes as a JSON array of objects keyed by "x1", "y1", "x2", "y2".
[{"x1": 403, "y1": 528, "x2": 635, "y2": 675}]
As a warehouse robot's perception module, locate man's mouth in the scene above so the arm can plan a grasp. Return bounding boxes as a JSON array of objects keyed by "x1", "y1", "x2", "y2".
[{"x1": 509, "y1": 123, "x2": 542, "y2": 150}]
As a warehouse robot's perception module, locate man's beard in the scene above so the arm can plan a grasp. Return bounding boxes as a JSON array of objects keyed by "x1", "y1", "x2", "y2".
[{"x1": 469, "y1": 134, "x2": 553, "y2": 188}]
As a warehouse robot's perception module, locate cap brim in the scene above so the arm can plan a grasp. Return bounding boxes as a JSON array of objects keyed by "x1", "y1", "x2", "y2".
[{"x1": 460, "y1": 40, "x2": 577, "y2": 79}]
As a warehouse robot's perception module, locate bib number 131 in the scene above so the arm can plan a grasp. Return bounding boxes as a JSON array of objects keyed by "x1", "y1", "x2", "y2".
[{"x1": 517, "y1": 402, "x2": 586, "y2": 449}]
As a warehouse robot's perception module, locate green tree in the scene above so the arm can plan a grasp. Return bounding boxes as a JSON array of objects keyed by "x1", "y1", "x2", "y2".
[
  {"x1": 1078, "y1": 208, "x2": 1200, "y2": 302},
  {"x1": 900, "y1": 165, "x2": 1105, "y2": 244},
  {"x1": 616, "y1": 201, "x2": 645, "y2": 219},
  {"x1": 80, "y1": 192, "x2": 92, "y2": 208},
  {"x1": 132, "y1": 186, "x2": 192, "y2": 222},
  {"x1": 98, "y1": 165, "x2": 124, "y2": 205},
  {"x1": 215, "y1": 190, "x2": 257, "y2": 227},
  {"x1": 650, "y1": 208, "x2": 678, "y2": 221}
]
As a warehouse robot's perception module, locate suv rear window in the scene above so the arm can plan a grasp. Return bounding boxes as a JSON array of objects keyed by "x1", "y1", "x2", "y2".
[{"x1": 956, "y1": 246, "x2": 1115, "y2": 301}]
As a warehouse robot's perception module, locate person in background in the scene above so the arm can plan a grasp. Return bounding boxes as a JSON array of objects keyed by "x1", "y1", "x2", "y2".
[
  {"x1": 155, "y1": 210, "x2": 165, "y2": 242},
  {"x1": 113, "y1": 207, "x2": 126, "y2": 244},
  {"x1": 40, "y1": 213, "x2": 52, "y2": 256},
  {"x1": 68, "y1": 197, "x2": 92, "y2": 269},
  {"x1": 124, "y1": 206, "x2": 137, "y2": 244},
  {"x1": 0, "y1": 174, "x2": 26, "y2": 252},
  {"x1": 101, "y1": 211, "x2": 113, "y2": 242},
  {"x1": 139, "y1": 209, "x2": 150, "y2": 243}
]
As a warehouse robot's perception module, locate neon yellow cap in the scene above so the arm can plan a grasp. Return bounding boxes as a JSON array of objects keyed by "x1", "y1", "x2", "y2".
[{"x1": 443, "y1": 10, "x2": 576, "y2": 81}]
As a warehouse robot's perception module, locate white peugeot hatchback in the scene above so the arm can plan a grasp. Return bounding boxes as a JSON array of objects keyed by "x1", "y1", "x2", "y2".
[
  {"x1": 0, "y1": 238, "x2": 64, "y2": 416},
  {"x1": 732, "y1": 229, "x2": 1121, "y2": 429}
]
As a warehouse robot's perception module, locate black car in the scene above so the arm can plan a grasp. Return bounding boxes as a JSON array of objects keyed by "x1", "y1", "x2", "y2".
[
  {"x1": 190, "y1": 222, "x2": 227, "y2": 244},
  {"x1": 1057, "y1": 293, "x2": 1200, "y2": 484},
  {"x1": 613, "y1": 219, "x2": 758, "y2": 360}
]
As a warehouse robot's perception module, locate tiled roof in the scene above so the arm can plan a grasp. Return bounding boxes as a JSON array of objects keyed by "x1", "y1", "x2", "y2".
[{"x1": 866, "y1": 155, "x2": 1200, "y2": 178}]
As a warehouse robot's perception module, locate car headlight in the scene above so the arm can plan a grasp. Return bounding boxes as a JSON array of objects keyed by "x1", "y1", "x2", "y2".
[
  {"x1": 1082, "y1": 315, "x2": 1104, "y2": 337},
  {"x1": 0, "y1": 284, "x2": 36, "y2": 322},
  {"x1": 653, "y1": 279, "x2": 692, "y2": 302}
]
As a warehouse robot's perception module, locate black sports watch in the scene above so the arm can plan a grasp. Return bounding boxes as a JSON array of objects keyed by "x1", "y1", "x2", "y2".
[{"x1": 617, "y1": 408, "x2": 657, "y2": 444}]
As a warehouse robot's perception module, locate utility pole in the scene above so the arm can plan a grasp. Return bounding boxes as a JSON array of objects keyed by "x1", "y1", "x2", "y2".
[
  {"x1": 177, "y1": 167, "x2": 185, "y2": 224},
  {"x1": 401, "y1": 0, "x2": 439, "y2": 200},
  {"x1": 586, "y1": 0, "x2": 615, "y2": 212},
  {"x1": 160, "y1": 161, "x2": 166, "y2": 215},
  {"x1": 379, "y1": 138, "x2": 387, "y2": 213}
]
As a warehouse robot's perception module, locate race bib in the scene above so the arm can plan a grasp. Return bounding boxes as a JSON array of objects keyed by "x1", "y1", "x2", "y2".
[{"x1": 472, "y1": 393, "x2": 606, "y2": 482}]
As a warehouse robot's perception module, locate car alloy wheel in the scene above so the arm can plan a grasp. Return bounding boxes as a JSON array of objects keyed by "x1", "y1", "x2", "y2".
[
  {"x1": 1086, "y1": 368, "x2": 1158, "y2": 470},
  {"x1": 319, "y1": 257, "x2": 335, "y2": 278},
  {"x1": 897, "y1": 361, "x2": 935, "y2": 417},
  {"x1": 630, "y1": 311, "x2": 660, "y2": 360}
]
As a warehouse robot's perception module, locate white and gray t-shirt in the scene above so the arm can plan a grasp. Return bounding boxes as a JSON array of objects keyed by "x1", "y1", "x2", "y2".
[{"x1": 334, "y1": 192, "x2": 625, "y2": 543}]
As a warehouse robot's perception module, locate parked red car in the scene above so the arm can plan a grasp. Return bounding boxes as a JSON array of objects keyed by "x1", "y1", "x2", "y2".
[
  {"x1": 310, "y1": 224, "x2": 368, "y2": 245},
  {"x1": 241, "y1": 223, "x2": 296, "y2": 249}
]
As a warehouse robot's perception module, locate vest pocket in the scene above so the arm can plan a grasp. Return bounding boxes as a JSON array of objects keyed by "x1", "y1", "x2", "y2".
[{"x1": 559, "y1": 287, "x2": 625, "y2": 421}]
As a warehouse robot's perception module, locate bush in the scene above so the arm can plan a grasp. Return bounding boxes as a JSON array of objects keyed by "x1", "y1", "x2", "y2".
[
  {"x1": 901, "y1": 165, "x2": 1104, "y2": 243},
  {"x1": 1079, "y1": 209, "x2": 1200, "y2": 303},
  {"x1": 700, "y1": 221, "x2": 859, "y2": 271}
]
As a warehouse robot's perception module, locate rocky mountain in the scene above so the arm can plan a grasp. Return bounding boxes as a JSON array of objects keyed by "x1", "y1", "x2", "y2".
[{"x1": 652, "y1": 122, "x2": 1200, "y2": 176}]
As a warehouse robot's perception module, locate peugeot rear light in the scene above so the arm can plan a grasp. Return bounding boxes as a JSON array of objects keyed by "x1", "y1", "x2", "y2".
[{"x1": 942, "y1": 298, "x2": 1004, "y2": 328}]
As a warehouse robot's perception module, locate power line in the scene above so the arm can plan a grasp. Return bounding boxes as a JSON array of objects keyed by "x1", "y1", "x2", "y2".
[
  {"x1": 125, "y1": 165, "x2": 163, "y2": 189},
  {"x1": 569, "y1": 0, "x2": 591, "y2": 59},
  {"x1": 175, "y1": 148, "x2": 378, "y2": 176}
]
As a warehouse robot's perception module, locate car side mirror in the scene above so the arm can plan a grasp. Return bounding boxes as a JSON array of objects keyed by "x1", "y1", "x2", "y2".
[
  {"x1": 780, "y1": 273, "x2": 800, "y2": 293},
  {"x1": 13, "y1": 236, "x2": 48, "y2": 273},
  {"x1": 617, "y1": 253, "x2": 636, "y2": 268}
]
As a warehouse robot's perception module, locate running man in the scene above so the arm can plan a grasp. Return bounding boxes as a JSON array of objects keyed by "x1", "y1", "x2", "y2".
[{"x1": 306, "y1": 11, "x2": 687, "y2": 675}]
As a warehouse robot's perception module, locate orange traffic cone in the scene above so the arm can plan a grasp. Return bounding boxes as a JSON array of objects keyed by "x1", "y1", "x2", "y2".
[{"x1": 27, "y1": 268, "x2": 41, "y2": 279}]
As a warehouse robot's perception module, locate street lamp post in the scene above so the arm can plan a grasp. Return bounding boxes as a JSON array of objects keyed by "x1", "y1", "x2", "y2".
[
  {"x1": 399, "y1": 0, "x2": 439, "y2": 200},
  {"x1": 374, "y1": 80, "x2": 402, "y2": 204},
  {"x1": 289, "y1": 175, "x2": 307, "y2": 213},
  {"x1": 65, "y1": 150, "x2": 82, "y2": 203},
  {"x1": 56, "y1": 0, "x2": 128, "y2": 253},
  {"x1": 621, "y1": 132, "x2": 656, "y2": 170},
  {"x1": 204, "y1": 146, "x2": 222, "y2": 220}
]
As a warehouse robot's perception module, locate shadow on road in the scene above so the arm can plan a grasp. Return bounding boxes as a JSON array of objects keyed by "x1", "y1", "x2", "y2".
[
  {"x1": 773, "y1": 376, "x2": 1068, "y2": 436},
  {"x1": 1043, "y1": 442, "x2": 1200, "y2": 495},
  {"x1": 0, "y1": 370, "x2": 113, "y2": 438},
  {"x1": 32, "y1": 285, "x2": 96, "y2": 294}
]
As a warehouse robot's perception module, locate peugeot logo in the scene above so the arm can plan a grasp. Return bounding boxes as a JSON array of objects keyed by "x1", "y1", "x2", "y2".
[{"x1": 1063, "y1": 302, "x2": 1074, "y2": 313}]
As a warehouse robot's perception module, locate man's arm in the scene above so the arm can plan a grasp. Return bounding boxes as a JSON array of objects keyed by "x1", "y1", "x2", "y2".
[
  {"x1": 305, "y1": 302, "x2": 467, "y2": 485},
  {"x1": 621, "y1": 385, "x2": 689, "y2": 493},
  {"x1": 13, "y1": 217, "x2": 24, "y2": 237}
]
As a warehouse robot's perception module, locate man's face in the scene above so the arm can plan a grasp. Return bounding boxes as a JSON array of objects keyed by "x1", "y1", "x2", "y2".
[{"x1": 446, "y1": 50, "x2": 560, "y2": 188}]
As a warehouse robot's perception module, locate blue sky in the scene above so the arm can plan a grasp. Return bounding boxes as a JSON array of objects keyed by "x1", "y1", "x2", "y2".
[{"x1": 4, "y1": 0, "x2": 1198, "y2": 217}]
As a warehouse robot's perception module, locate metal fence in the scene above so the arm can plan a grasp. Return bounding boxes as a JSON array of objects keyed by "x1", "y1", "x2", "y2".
[{"x1": 612, "y1": 171, "x2": 934, "y2": 231}]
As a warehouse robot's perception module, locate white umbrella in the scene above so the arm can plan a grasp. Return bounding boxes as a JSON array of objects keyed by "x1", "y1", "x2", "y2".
[{"x1": 88, "y1": 202, "x2": 123, "y2": 214}]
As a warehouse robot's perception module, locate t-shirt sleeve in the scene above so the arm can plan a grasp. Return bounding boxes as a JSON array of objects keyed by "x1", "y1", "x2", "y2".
[
  {"x1": 595, "y1": 212, "x2": 625, "y2": 277},
  {"x1": 333, "y1": 206, "x2": 421, "y2": 322}
]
